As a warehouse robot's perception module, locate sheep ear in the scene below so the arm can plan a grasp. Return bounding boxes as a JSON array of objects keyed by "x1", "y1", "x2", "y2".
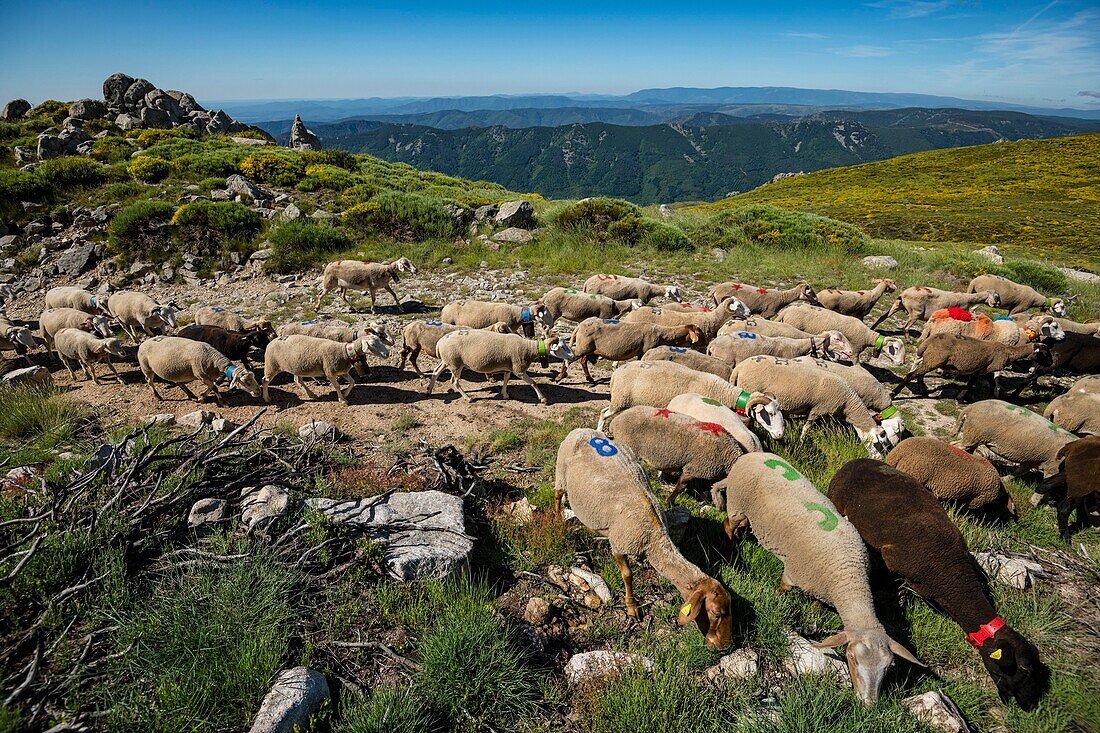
[
  {"x1": 814, "y1": 631, "x2": 850, "y2": 650},
  {"x1": 888, "y1": 637, "x2": 925, "y2": 667},
  {"x1": 677, "y1": 587, "x2": 706, "y2": 625}
]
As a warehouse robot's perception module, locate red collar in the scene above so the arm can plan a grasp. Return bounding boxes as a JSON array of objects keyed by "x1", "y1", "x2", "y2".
[{"x1": 967, "y1": 616, "x2": 1005, "y2": 647}]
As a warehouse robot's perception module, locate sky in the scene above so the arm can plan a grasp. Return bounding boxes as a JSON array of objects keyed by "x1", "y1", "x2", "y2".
[{"x1": 1, "y1": 0, "x2": 1098, "y2": 109}]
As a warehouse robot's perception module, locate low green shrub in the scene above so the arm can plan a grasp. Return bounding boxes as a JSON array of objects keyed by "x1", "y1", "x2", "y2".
[
  {"x1": 345, "y1": 190, "x2": 457, "y2": 241},
  {"x1": 297, "y1": 163, "x2": 355, "y2": 192},
  {"x1": 28, "y1": 100, "x2": 68, "y2": 120},
  {"x1": 90, "y1": 136, "x2": 135, "y2": 164},
  {"x1": 334, "y1": 687, "x2": 431, "y2": 733},
  {"x1": 0, "y1": 387, "x2": 88, "y2": 443},
  {"x1": 107, "y1": 198, "x2": 175, "y2": 258},
  {"x1": 552, "y1": 197, "x2": 641, "y2": 233},
  {"x1": 126, "y1": 155, "x2": 171, "y2": 183},
  {"x1": 0, "y1": 122, "x2": 20, "y2": 141},
  {"x1": 1002, "y1": 260, "x2": 1069, "y2": 295},
  {"x1": 134, "y1": 128, "x2": 193, "y2": 148},
  {"x1": 301, "y1": 149, "x2": 359, "y2": 171},
  {"x1": 0, "y1": 169, "x2": 52, "y2": 218},
  {"x1": 267, "y1": 221, "x2": 351, "y2": 273},
  {"x1": 171, "y1": 200, "x2": 261, "y2": 255},
  {"x1": 641, "y1": 220, "x2": 693, "y2": 251},
  {"x1": 342, "y1": 182, "x2": 380, "y2": 205},
  {"x1": 712, "y1": 204, "x2": 867, "y2": 253},
  {"x1": 240, "y1": 153, "x2": 305, "y2": 186},
  {"x1": 35, "y1": 156, "x2": 106, "y2": 189}
]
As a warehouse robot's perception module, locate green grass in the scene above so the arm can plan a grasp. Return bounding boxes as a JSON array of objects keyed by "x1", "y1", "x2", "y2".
[
  {"x1": 334, "y1": 687, "x2": 432, "y2": 733},
  {"x1": 0, "y1": 386, "x2": 90, "y2": 464}
]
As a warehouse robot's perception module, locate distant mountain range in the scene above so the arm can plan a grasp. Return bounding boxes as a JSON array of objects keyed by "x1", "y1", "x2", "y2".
[{"x1": 259, "y1": 108, "x2": 1100, "y2": 204}]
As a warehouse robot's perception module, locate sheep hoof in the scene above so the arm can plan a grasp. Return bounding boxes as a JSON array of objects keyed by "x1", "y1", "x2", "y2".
[{"x1": 625, "y1": 602, "x2": 640, "y2": 618}]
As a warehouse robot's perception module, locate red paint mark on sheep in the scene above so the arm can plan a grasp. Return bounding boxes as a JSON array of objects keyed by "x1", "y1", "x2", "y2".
[
  {"x1": 698, "y1": 422, "x2": 727, "y2": 435},
  {"x1": 654, "y1": 408, "x2": 671, "y2": 418}
]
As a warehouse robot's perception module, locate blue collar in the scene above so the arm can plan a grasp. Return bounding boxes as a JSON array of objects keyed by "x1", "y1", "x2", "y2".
[
  {"x1": 225, "y1": 364, "x2": 237, "y2": 382},
  {"x1": 521, "y1": 306, "x2": 532, "y2": 323},
  {"x1": 89, "y1": 295, "x2": 96, "y2": 309}
]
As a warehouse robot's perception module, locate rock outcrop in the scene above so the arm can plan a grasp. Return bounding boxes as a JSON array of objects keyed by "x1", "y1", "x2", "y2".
[
  {"x1": 1, "y1": 99, "x2": 31, "y2": 121},
  {"x1": 289, "y1": 115, "x2": 322, "y2": 151}
]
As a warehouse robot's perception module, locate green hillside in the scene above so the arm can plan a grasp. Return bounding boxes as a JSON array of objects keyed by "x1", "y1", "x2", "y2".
[{"x1": 695, "y1": 134, "x2": 1100, "y2": 267}]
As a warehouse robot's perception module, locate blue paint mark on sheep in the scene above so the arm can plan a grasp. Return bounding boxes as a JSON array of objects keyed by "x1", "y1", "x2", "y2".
[
  {"x1": 603, "y1": 319, "x2": 620, "y2": 324},
  {"x1": 589, "y1": 437, "x2": 618, "y2": 457},
  {"x1": 668, "y1": 346, "x2": 688, "y2": 353},
  {"x1": 425, "y1": 320, "x2": 443, "y2": 326},
  {"x1": 736, "y1": 331, "x2": 757, "y2": 340}
]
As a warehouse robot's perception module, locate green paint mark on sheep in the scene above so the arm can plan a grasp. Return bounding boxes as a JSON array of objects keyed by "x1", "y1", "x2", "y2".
[
  {"x1": 803, "y1": 502, "x2": 839, "y2": 532},
  {"x1": 701, "y1": 397, "x2": 722, "y2": 406},
  {"x1": 764, "y1": 458, "x2": 800, "y2": 481}
]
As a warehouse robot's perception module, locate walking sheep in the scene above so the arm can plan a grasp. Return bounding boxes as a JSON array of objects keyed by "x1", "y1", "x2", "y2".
[
  {"x1": 1008, "y1": 331, "x2": 1100, "y2": 396},
  {"x1": 0, "y1": 314, "x2": 38, "y2": 361},
  {"x1": 642, "y1": 345, "x2": 733, "y2": 379},
  {"x1": 728, "y1": 355, "x2": 894, "y2": 457},
  {"x1": 1043, "y1": 391, "x2": 1100, "y2": 436},
  {"x1": 967, "y1": 274, "x2": 1068, "y2": 316},
  {"x1": 718, "y1": 316, "x2": 817, "y2": 340},
  {"x1": 919, "y1": 311, "x2": 1064, "y2": 346},
  {"x1": 107, "y1": 291, "x2": 177, "y2": 341},
  {"x1": 582, "y1": 274, "x2": 682, "y2": 304},
  {"x1": 622, "y1": 296, "x2": 750, "y2": 342},
  {"x1": 316, "y1": 257, "x2": 418, "y2": 311},
  {"x1": 892, "y1": 334, "x2": 1049, "y2": 400},
  {"x1": 263, "y1": 334, "x2": 389, "y2": 405},
  {"x1": 816, "y1": 279, "x2": 897, "y2": 320},
  {"x1": 1070, "y1": 374, "x2": 1100, "y2": 395},
  {"x1": 38, "y1": 308, "x2": 113, "y2": 356},
  {"x1": 599, "y1": 359, "x2": 784, "y2": 440},
  {"x1": 871, "y1": 286, "x2": 1000, "y2": 334},
  {"x1": 44, "y1": 286, "x2": 110, "y2": 314},
  {"x1": 885, "y1": 437, "x2": 1014, "y2": 513},
  {"x1": 775, "y1": 303, "x2": 905, "y2": 365},
  {"x1": 541, "y1": 287, "x2": 640, "y2": 322},
  {"x1": 427, "y1": 329, "x2": 573, "y2": 405},
  {"x1": 828, "y1": 459, "x2": 1043, "y2": 710},
  {"x1": 707, "y1": 330, "x2": 854, "y2": 366},
  {"x1": 708, "y1": 281, "x2": 819, "y2": 318},
  {"x1": 956, "y1": 399, "x2": 1076, "y2": 478},
  {"x1": 276, "y1": 319, "x2": 391, "y2": 345},
  {"x1": 194, "y1": 306, "x2": 275, "y2": 335},
  {"x1": 1039, "y1": 436, "x2": 1100, "y2": 540},
  {"x1": 554, "y1": 428, "x2": 733, "y2": 649},
  {"x1": 441, "y1": 299, "x2": 553, "y2": 339},
  {"x1": 399, "y1": 320, "x2": 512, "y2": 376},
  {"x1": 608, "y1": 405, "x2": 745, "y2": 508},
  {"x1": 138, "y1": 336, "x2": 260, "y2": 406},
  {"x1": 562, "y1": 319, "x2": 703, "y2": 383},
  {"x1": 1012, "y1": 314, "x2": 1099, "y2": 338},
  {"x1": 667, "y1": 392, "x2": 764, "y2": 453},
  {"x1": 53, "y1": 328, "x2": 127, "y2": 384},
  {"x1": 790, "y1": 356, "x2": 906, "y2": 445},
  {"x1": 722, "y1": 452, "x2": 921, "y2": 705},
  {"x1": 177, "y1": 324, "x2": 271, "y2": 371}
]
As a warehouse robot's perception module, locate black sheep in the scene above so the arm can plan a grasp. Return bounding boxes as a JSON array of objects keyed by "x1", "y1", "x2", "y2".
[
  {"x1": 828, "y1": 458, "x2": 1046, "y2": 711},
  {"x1": 1039, "y1": 435, "x2": 1100, "y2": 540},
  {"x1": 177, "y1": 323, "x2": 270, "y2": 371}
]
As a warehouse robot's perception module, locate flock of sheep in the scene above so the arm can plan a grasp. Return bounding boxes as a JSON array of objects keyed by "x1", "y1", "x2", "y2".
[{"x1": 3, "y1": 256, "x2": 1099, "y2": 712}]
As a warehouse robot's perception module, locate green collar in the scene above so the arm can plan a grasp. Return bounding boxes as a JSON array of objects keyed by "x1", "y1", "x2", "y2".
[
  {"x1": 537, "y1": 340, "x2": 548, "y2": 357},
  {"x1": 1044, "y1": 297, "x2": 1052, "y2": 309},
  {"x1": 873, "y1": 334, "x2": 886, "y2": 351},
  {"x1": 876, "y1": 405, "x2": 897, "y2": 422},
  {"x1": 734, "y1": 390, "x2": 751, "y2": 415}
]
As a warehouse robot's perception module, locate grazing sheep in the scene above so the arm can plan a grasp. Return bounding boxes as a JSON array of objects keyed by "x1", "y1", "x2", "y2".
[
  {"x1": 1011, "y1": 314, "x2": 1098, "y2": 338},
  {"x1": 440, "y1": 299, "x2": 553, "y2": 339},
  {"x1": 642, "y1": 345, "x2": 733, "y2": 379},
  {"x1": 1017, "y1": 331, "x2": 1100, "y2": 384},
  {"x1": 316, "y1": 257, "x2": 418, "y2": 311},
  {"x1": 1039, "y1": 436, "x2": 1100, "y2": 540},
  {"x1": 608, "y1": 405, "x2": 745, "y2": 508},
  {"x1": 667, "y1": 392, "x2": 764, "y2": 453},
  {"x1": 44, "y1": 286, "x2": 110, "y2": 314},
  {"x1": 967, "y1": 274, "x2": 1068, "y2": 317},
  {"x1": 263, "y1": 334, "x2": 389, "y2": 405},
  {"x1": 39, "y1": 308, "x2": 113, "y2": 355},
  {"x1": 775, "y1": 303, "x2": 905, "y2": 365},
  {"x1": 723, "y1": 452, "x2": 921, "y2": 705},
  {"x1": 0, "y1": 314, "x2": 38, "y2": 360},
  {"x1": 729, "y1": 355, "x2": 893, "y2": 457},
  {"x1": 1043, "y1": 391, "x2": 1100, "y2": 436},
  {"x1": 708, "y1": 281, "x2": 819, "y2": 318},
  {"x1": 276, "y1": 319, "x2": 390, "y2": 344},
  {"x1": 828, "y1": 459, "x2": 1043, "y2": 710},
  {"x1": 892, "y1": 335, "x2": 1049, "y2": 400},
  {"x1": 622, "y1": 296, "x2": 750, "y2": 342},
  {"x1": 399, "y1": 320, "x2": 512, "y2": 376},
  {"x1": 871, "y1": 287, "x2": 1001, "y2": 334},
  {"x1": 790, "y1": 356, "x2": 906, "y2": 445},
  {"x1": 718, "y1": 316, "x2": 816, "y2": 340},
  {"x1": 554, "y1": 428, "x2": 733, "y2": 648},
  {"x1": 541, "y1": 287, "x2": 639, "y2": 322},
  {"x1": 562, "y1": 319, "x2": 703, "y2": 383},
  {"x1": 194, "y1": 306, "x2": 275, "y2": 335},
  {"x1": 137, "y1": 335, "x2": 260, "y2": 406},
  {"x1": 920, "y1": 311, "x2": 1064, "y2": 346},
  {"x1": 177, "y1": 324, "x2": 271, "y2": 371},
  {"x1": 707, "y1": 329, "x2": 854, "y2": 366},
  {"x1": 427, "y1": 330, "x2": 573, "y2": 405},
  {"x1": 885, "y1": 437, "x2": 1013, "y2": 513},
  {"x1": 52, "y1": 328, "x2": 127, "y2": 384},
  {"x1": 582, "y1": 274, "x2": 682, "y2": 304},
  {"x1": 816, "y1": 279, "x2": 897, "y2": 320},
  {"x1": 1070, "y1": 375, "x2": 1100, "y2": 395},
  {"x1": 107, "y1": 291, "x2": 177, "y2": 340},
  {"x1": 956, "y1": 399, "x2": 1076, "y2": 478},
  {"x1": 599, "y1": 359, "x2": 784, "y2": 440}
]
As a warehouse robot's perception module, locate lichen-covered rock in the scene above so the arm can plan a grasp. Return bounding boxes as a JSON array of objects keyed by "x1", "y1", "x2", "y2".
[
  {"x1": 226, "y1": 174, "x2": 263, "y2": 202},
  {"x1": 103, "y1": 73, "x2": 135, "y2": 108},
  {"x1": 248, "y1": 667, "x2": 330, "y2": 733},
  {"x1": 0, "y1": 366, "x2": 52, "y2": 389},
  {"x1": 902, "y1": 691, "x2": 971, "y2": 733},
  {"x1": 705, "y1": 647, "x2": 760, "y2": 682},
  {"x1": 289, "y1": 114, "x2": 322, "y2": 151},
  {"x1": 241, "y1": 484, "x2": 290, "y2": 534},
  {"x1": 69, "y1": 99, "x2": 106, "y2": 120},
  {"x1": 974, "y1": 551, "x2": 1043, "y2": 590},
  {"x1": 524, "y1": 596, "x2": 552, "y2": 626},
  {"x1": 862, "y1": 255, "x2": 898, "y2": 270},
  {"x1": 188, "y1": 498, "x2": 228, "y2": 528},
  {"x1": 564, "y1": 651, "x2": 654, "y2": 685},
  {"x1": 491, "y1": 227, "x2": 533, "y2": 244},
  {"x1": 298, "y1": 420, "x2": 339, "y2": 441},
  {"x1": 176, "y1": 409, "x2": 213, "y2": 429},
  {"x1": 783, "y1": 632, "x2": 849, "y2": 684},
  {"x1": 975, "y1": 245, "x2": 1004, "y2": 264},
  {"x1": 2, "y1": 99, "x2": 31, "y2": 121},
  {"x1": 494, "y1": 200, "x2": 536, "y2": 229}
]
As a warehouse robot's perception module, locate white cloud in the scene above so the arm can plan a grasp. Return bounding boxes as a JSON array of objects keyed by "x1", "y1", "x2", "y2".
[
  {"x1": 832, "y1": 44, "x2": 895, "y2": 57},
  {"x1": 783, "y1": 32, "x2": 828, "y2": 39},
  {"x1": 1079, "y1": 90, "x2": 1100, "y2": 98},
  {"x1": 867, "y1": 0, "x2": 952, "y2": 19}
]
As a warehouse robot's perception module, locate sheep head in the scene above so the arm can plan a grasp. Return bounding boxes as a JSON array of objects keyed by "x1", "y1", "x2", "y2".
[
  {"x1": 1047, "y1": 297, "x2": 1066, "y2": 317},
  {"x1": 532, "y1": 303, "x2": 554, "y2": 329},
  {"x1": 984, "y1": 291, "x2": 1002, "y2": 308},
  {"x1": 243, "y1": 330, "x2": 272, "y2": 350},
  {"x1": 816, "y1": 628, "x2": 922, "y2": 706},
  {"x1": 719, "y1": 296, "x2": 750, "y2": 319},
  {"x1": 543, "y1": 337, "x2": 574, "y2": 362},
  {"x1": 799, "y1": 282, "x2": 820, "y2": 305},
  {"x1": 7, "y1": 326, "x2": 37, "y2": 351},
  {"x1": 876, "y1": 336, "x2": 905, "y2": 366},
  {"x1": 977, "y1": 625, "x2": 1045, "y2": 711},
  {"x1": 665, "y1": 285, "x2": 684, "y2": 302},
  {"x1": 855, "y1": 424, "x2": 893, "y2": 459},
  {"x1": 365, "y1": 320, "x2": 394, "y2": 346},
  {"x1": 102, "y1": 338, "x2": 128, "y2": 359},
  {"x1": 820, "y1": 330, "x2": 854, "y2": 363},
  {"x1": 88, "y1": 315, "x2": 114, "y2": 339},
  {"x1": 487, "y1": 321, "x2": 513, "y2": 334},
  {"x1": 227, "y1": 365, "x2": 261, "y2": 397},
  {"x1": 152, "y1": 304, "x2": 177, "y2": 330},
  {"x1": 677, "y1": 578, "x2": 733, "y2": 651},
  {"x1": 877, "y1": 279, "x2": 898, "y2": 292},
  {"x1": 393, "y1": 257, "x2": 418, "y2": 275},
  {"x1": 359, "y1": 334, "x2": 390, "y2": 359},
  {"x1": 1029, "y1": 317, "x2": 1065, "y2": 342},
  {"x1": 746, "y1": 394, "x2": 784, "y2": 439}
]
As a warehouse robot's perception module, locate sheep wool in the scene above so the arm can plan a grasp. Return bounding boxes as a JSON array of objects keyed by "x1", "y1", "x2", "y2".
[
  {"x1": 666, "y1": 392, "x2": 764, "y2": 453},
  {"x1": 1043, "y1": 391, "x2": 1100, "y2": 436},
  {"x1": 708, "y1": 281, "x2": 818, "y2": 318},
  {"x1": 138, "y1": 335, "x2": 259, "y2": 406},
  {"x1": 967, "y1": 274, "x2": 1066, "y2": 317},
  {"x1": 885, "y1": 437, "x2": 1010, "y2": 511},
  {"x1": 641, "y1": 345, "x2": 733, "y2": 379},
  {"x1": 815, "y1": 279, "x2": 896, "y2": 320},
  {"x1": 776, "y1": 303, "x2": 904, "y2": 365},
  {"x1": 957, "y1": 399, "x2": 1077, "y2": 477},
  {"x1": 541, "y1": 287, "x2": 638, "y2": 322},
  {"x1": 582, "y1": 274, "x2": 682, "y2": 304},
  {"x1": 44, "y1": 286, "x2": 106, "y2": 314}
]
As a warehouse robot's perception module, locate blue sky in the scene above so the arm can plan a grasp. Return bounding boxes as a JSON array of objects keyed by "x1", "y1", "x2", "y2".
[{"x1": 1, "y1": 0, "x2": 1097, "y2": 108}]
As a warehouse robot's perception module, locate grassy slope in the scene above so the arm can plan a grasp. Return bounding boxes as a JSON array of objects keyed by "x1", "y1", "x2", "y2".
[{"x1": 691, "y1": 134, "x2": 1100, "y2": 268}]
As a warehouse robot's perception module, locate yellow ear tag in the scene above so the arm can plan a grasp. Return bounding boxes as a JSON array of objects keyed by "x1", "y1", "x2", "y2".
[
  {"x1": 989, "y1": 649, "x2": 1002, "y2": 660},
  {"x1": 680, "y1": 603, "x2": 692, "y2": 616}
]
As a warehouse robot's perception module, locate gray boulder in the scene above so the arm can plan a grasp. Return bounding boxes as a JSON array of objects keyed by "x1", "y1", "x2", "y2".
[
  {"x1": 564, "y1": 651, "x2": 654, "y2": 685},
  {"x1": 0, "y1": 366, "x2": 53, "y2": 389},
  {"x1": 226, "y1": 174, "x2": 263, "y2": 201},
  {"x1": 862, "y1": 255, "x2": 898, "y2": 270},
  {"x1": 474, "y1": 204, "x2": 498, "y2": 222},
  {"x1": 2, "y1": 99, "x2": 31, "y2": 121},
  {"x1": 115, "y1": 113, "x2": 142, "y2": 131},
  {"x1": 36, "y1": 134, "x2": 65, "y2": 160},
  {"x1": 59, "y1": 126, "x2": 91, "y2": 155},
  {"x1": 56, "y1": 243, "x2": 98, "y2": 276},
  {"x1": 241, "y1": 484, "x2": 290, "y2": 534},
  {"x1": 307, "y1": 490, "x2": 473, "y2": 580},
  {"x1": 248, "y1": 667, "x2": 330, "y2": 733},
  {"x1": 140, "y1": 107, "x2": 174, "y2": 129},
  {"x1": 123, "y1": 78, "x2": 155, "y2": 108},
  {"x1": 494, "y1": 200, "x2": 536, "y2": 229},
  {"x1": 166, "y1": 90, "x2": 203, "y2": 113},
  {"x1": 902, "y1": 691, "x2": 971, "y2": 733},
  {"x1": 975, "y1": 245, "x2": 1004, "y2": 264},
  {"x1": 102, "y1": 73, "x2": 135, "y2": 108},
  {"x1": 188, "y1": 498, "x2": 228, "y2": 528},
  {"x1": 14, "y1": 146, "x2": 35, "y2": 165},
  {"x1": 69, "y1": 99, "x2": 106, "y2": 120},
  {"x1": 143, "y1": 89, "x2": 183, "y2": 119},
  {"x1": 491, "y1": 227, "x2": 533, "y2": 244},
  {"x1": 206, "y1": 109, "x2": 233, "y2": 135},
  {"x1": 289, "y1": 114, "x2": 321, "y2": 151}
]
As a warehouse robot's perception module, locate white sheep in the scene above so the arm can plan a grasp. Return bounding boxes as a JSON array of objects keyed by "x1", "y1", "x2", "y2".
[
  {"x1": 0, "y1": 314, "x2": 38, "y2": 361},
  {"x1": 52, "y1": 328, "x2": 127, "y2": 384},
  {"x1": 775, "y1": 303, "x2": 905, "y2": 365},
  {"x1": 107, "y1": 291, "x2": 177, "y2": 341},
  {"x1": 1043, "y1": 391, "x2": 1100, "y2": 436},
  {"x1": 554, "y1": 428, "x2": 733, "y2": 648},
  {"x1": 194, "y1": 306, "x2": 275, "y2": 334},
  {"x1": 706, "y1": 329, "x2": 854, "y2": 366},
  {"x1": 872, "y1": 287, "x2": 1001, "y2": 334},
  {"x1": 563, "y1": 319, "x2": 703, "y2": 383},
  {"x1": 718, "y1": 316, "x2": 816, "y2": 340},
  {"x1": 316, "y1": 257, "x2": 418, "y2": 311},
  {"x1": 541, "y1": 287, "x2": 640, "y2": 322},
  {"x1": 38, "y1": 308, "x2": 114, "y2": 355},
  {"x1": 44, "y1": 286, "x2": 110, "y2": 314},
  {"x1": 956, "y1": 399, "x2": 1077, "y2": 478},
  {"x1": 399, "y1": 319, "x2": 511, "y2": 376},
  {"x1": 708, "y1": 280, "x2": 819, "y2": 317},
  {"x1": 622, "y1": 296, "x2": 750, "y2": 342},
  {"x1": 440, "y1": 299, "x2": 554, "y2": 339},
  {"x1": 790, "y1": 356, "x2": 905, "y2": 445},
  {"x1": 816, "y1": 279, "x2": 897, "y2": 320},
  {"x1": 582, "y1": 274, "x2": 682, "y2": 304},
  {"x1": 720, "y1": 452, "x2": 922, "y2": 704},
  {"x1": 667, "y1": 392, "x2": 764, "y2": 452},
  {"x1": 641, "y1": 345, "x2": 733, "y2": 379},
  {"x1": 967, "y1": 274, "x2": 1068, "y2": 316},
  {"x1": 263, "y1": 334, "x2": 389, "y2": 405},
  {"x1": 427, "y1": 329, "x2": 573, "y2": 405},
  {"x1": 137, "y1": 335, "x2": 260, "y2": 406}
]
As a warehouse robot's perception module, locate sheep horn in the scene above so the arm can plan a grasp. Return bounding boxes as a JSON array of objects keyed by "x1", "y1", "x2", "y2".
[{"x1": 744, "y1": 394, "x2": 773, "y2": 412}]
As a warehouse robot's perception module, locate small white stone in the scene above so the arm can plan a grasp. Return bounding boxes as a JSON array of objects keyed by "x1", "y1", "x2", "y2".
[
  {"x1": 974, "y1": 551, "x2": 1043, "y2": 590},
  {"x1": 177, "y1": 410, "x2": 213, "y2": 429},
  {"x1": 564, "y1": 651, "x2": 654, "y2": 685},
  {"x1": 783, "y1": 632, "x2": 849, "y2": 685},
  {"x1": 569, "y1": 567, "x2": 613, "y2": 604},
  {"x1": 902, "y1": 690, "x2": 972, "y2": 733},
  {"x1": 705, "y1": 647, "x2": 760, "y2": 682}
]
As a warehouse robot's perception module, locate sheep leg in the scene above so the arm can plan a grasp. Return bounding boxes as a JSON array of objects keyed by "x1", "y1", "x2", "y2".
[
  {"x1": 666, "y1": 473, "x2": 690, "y2": 508},
  {"x1": 85, "y1": 361, "x2": 101, "y2": 385},
  {"x1": 553, "y1": 358, "x2": 569, "y2": 383},
  {"x1": 369, "y1": 290, "x2": 378, "y2": 313},
  {"x1": 451, "y1": 368, "x2": 472, "y2": 402},
  {"x1": 295, "y1": 376, "x2": 319, "y2": 399},
  {"x1": 613, "y1": 553, "x2": 640, "y2": 618},
  {"x1": 426, "y1": 362, "x2": 447, "y2": 394},
  {"x1": 553, "y1": 485, "x2": 565, "y2": 516},
  {"x1": 723, "y1": 511, "x2": 749, "y2": 541},
  {"x1": 891, "y1": 368, "x2": 920, "y2": 398},
  {"x1": 498, "y1": 372, "x2": 510, "y2": 399},
  {"x1": 596, "y1": 407, "x2": 614, "y2": 433},
  {"x1": 327, "y1": 371, "x2": 350, "y2": 404},
  {"x1": 144, "y1": 373, "x2": 163, "y2": 401},
  {"x1": 519, "y1": 371, "x2": 548, "y2": 405},
  {"x1": 385, "y1": 284, "x2": 401, "y2": 310},
  {"x1": 339, "y1": 288, "x2": 349, "y2": 306},
  {"x1": 200, "y1": 379, "x2": 224, "y2": 407},
  {"x1": 104, "y1": 356, "x2": 124, "y2": 384},
  {"x1": 581, "y1": 356, "x2": 596, "y2": 384},
  {"x1": 1057, "y1": 498, "x2": 1076, "y2": 541},
  {"x1": 60, "y1": 355, "x2": 78, "y2": 382},
  {"x1": 177, "y1": 382, "x2": 199, "y2": 401},
  {"x1": 799, "y1": 415, "x2": 820, "y2": 440}
]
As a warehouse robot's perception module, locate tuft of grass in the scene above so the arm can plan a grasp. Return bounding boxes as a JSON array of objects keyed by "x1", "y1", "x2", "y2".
[
  {"x1": 334, "y1": 687, "x2": 432, "y2": 733},
  {"x1": 493, "y1": 508, "x2": 579, "y2": 572},
  {"x1": 0, "y1": 387, "x2": 90, "y2": 464}
]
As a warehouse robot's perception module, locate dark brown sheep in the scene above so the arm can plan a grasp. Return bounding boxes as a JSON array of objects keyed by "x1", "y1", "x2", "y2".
[
  {"x1": 177, "y1": 324, "x2": 271, "y2": 371},
  {"x1": 892, "y1": 334, "x2": 1049, "y2": 400},
  {"x1": 828, "y1": 459, "x2": 1046, "y2": 711},
  {"x1": 1011, "y1": 331, "x2": 1100, "y2": 396},
  {"x1": 1039, "y1": 436, "x2": 1100, "y2": 540}
]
